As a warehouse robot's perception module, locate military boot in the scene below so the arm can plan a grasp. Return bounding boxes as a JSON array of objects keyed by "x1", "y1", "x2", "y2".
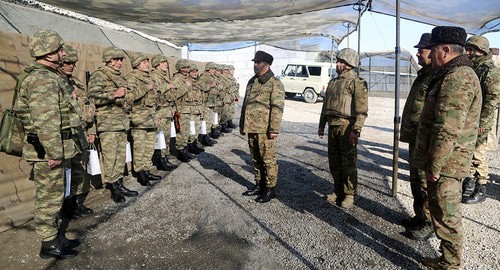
[
  {"x1": 185, "y1": 147, "x2": 196, "y2": 159},
  {"x1": 74, "y1": 193, "x2": 94, "y2": 217},
  {"x1": 400, "y1": 216, "x2": 425, "y2": 229},
  {"x1": 147, "y1": 170, "x2": 162, "y2": 181},
  {"x1": 39, "y1": 238, "x2": 78, "y2": 260},
  {"x1": 340, "y1": 195, "x2": 355, "y2": 209},
  {"x1": 105, "y1": 182, "x2": 126, "y2": 203},
  {"x1": 255, "y1": 187, "x2": 276, "y2": 203},
  {"x1": 421, "y1": 257, "x2": 446, "y2": 269},
  {"x1": 151, "y1": 150, "x2": 163, "y2": 169},
  {"x1": 176, "y1": 149, "x2": 191, "y2": 162},
  {"x1": 220, "y1": 123, "x2": 232, "y2": 133},
  {"x1": 409, "y1": 222, "x2": 435, "y2": 240},
  {"x1": 462, "y1": 184, "x2": 486, "y2": 204},
  {"x1": 242, "y1": 183, "x2": 262, "y2": 196},
  {"x1": 210, "y1": 128, "x2": 221, "y2": 139},
  {"x1": 201, "y1": 134, "x2": 216, "y2": 146},
  {"x1": 462, "y1": 177, "x2": 476, "y2": 197},
  {"x1": 192, "y1": 140, "x2": 205, "y2": 154},
  {"x1": 136, "y1": 170, "x2": 152, "y2": 186},
  {"x1": 61, "y1": 197, "x2": 77, "y2": 220},
  {"x1": 227, "y1": 120, "x2": 237, "y2": 129},
  {"x1": 160, "y1": 155, "x2": 178, "y2": 171},
  {"x1": 58, "y1": 230, "x2": 81, "y2": 249},
  {"x1": 117, "y1": 178, "x2": 139, "y2": 197}
]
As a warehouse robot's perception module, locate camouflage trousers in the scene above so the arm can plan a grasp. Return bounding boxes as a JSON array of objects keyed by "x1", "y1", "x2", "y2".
[
  {"x1": 220, "y1": 102, "x2": 235, "y2": 124},
  {"x1": 470, "y1": 131, "x2": 489, "y2": 185},
  {"x1": 131, "y1": 128, "x2": 156, "y2": 172},
  {"x1": 408, "y1": 142, "x2": 431, "y2": 223},
  {"x1": 99, "y1": 131, "x2": 127, "y2": 184},
  {"x1": 247, "y1": 133, "x2": 278, "y2": 188},
  {"x1": 428, "y1": 175, "x2": 463, "y2": 269},
  {"x1": 157, "y1": 107, "x2": 173, "y2": 156},
  {"x1": 202, "y1": 106, "x2": 213, "y2": 129},
  {"x1": 70, "y1": 152, "x2": 90, "y2": 196},
  {"x1": 175, "y1": 113, "x2": 201, "y2": 150},
  {"x1": 328, "y1": 125, "x2": 357, "y2": 196},
  {"x1": 32, "y1": 161, "x2": 65, "y2": 241}
]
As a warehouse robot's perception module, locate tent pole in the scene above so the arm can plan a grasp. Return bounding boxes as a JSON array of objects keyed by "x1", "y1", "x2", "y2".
[
  {"x1": 392, "y1": 0, "x2": 401, "y2": 197},
  {"x1": 356, "y1": 0, "x2": 362, "y2": 76}
]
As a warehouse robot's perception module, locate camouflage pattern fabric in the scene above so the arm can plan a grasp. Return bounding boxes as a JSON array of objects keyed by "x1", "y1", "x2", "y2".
[
  {"x1": 99, "y1": 131, "x2": 127, "y2": 184},
  {"x1": 69, "y1": 152, "x2": 88, "y2": 196},
  {"x1": 199, "y1": 71, "x2": 222, "y2": 128},
  {"x1": 220, "y1": 72, "x2": 238, "y2": 124},
  {"x1": 318, "y1": 68, "x2": 368, "y2": 196},
  {"x1": 413, "y1": 54, "x2": 481, "y2": 269},
  {"x1": 469, "y1": 56, "x2": 500, "y2": 184},
  {"x1": 240, "y1": 69, "x2": 284, "y2": 188},
  {"x1": 127, "y1": 69, "x2": 158, "y2": 129},
  {"x1": 131, "y1": 129, "x2": 156, "y2": 172},
  {"x1": 408, "y1": 143, "x2": 431, "y2": 223},
  {"x1": 151, "y1": 68, "x2": 177, "y2": 155}
]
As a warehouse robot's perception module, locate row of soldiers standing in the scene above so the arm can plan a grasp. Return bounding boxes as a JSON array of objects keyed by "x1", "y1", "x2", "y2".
[{"x1": 14, "y1": 28, "x2": 239, "y2": 260}]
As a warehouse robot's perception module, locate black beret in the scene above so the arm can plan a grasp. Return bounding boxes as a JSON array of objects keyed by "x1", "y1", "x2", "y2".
[
  {"x1": 428, "y1": 26, "x2": 467, "y2": 47},
  {"x1": 414, "y1": 33, "x2": 432, "y2": 49},
  {"x1": 252, "y1": 50, "x2": 274, "y2": 65}
]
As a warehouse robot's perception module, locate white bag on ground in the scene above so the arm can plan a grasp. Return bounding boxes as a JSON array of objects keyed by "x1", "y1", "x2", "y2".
[
  {"x1": 189, "y1": 121, "x2": 196, "y2": 135},
  {"x1": 125, "y1": 142, "x2": 132, "y2": 163},
  {"x1": 200, "y1": 120, "x2": 207, "y2": 135},
  {"x1": 155, "y1": 131, "x2": 167, "y2": 149},
  {"x1": 87, "y1": 143, "x2": 101, "y2": 175},
  {"x1": 212, "y1": 112, "x2": 219, "y2": 125},
  {"x1": 170, "y1": 122, "x2": 177, "y2": 138}
]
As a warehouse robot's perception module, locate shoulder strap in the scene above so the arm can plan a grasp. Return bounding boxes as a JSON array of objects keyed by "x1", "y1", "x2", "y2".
[{"x1": 13, "y1": 66, "x2": 35, "y2": 109}]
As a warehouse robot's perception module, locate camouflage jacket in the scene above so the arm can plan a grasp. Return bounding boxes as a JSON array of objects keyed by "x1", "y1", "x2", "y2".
[
  {"x1": 413, "y1": 55, "x2": 482, "y2": 177},
  {"x1": 151, "y1": 69, "x2": 176, "y2": 117},
  {"x1": 473, "y1": 56, "x2": 500, "y2": 131},
  {"x1": 87, "y1": 65, "x2": 130, "y2": 132},
  {"x1": 240, "y1": 69, "x2": 285, "y2": 134},
  {"x1": 127, "y1": 69, "x2": 158, "y2": 129},
  {"x1": 16, "y1": 63, "x2": 78, "y2": 161},
  {"x1": 400, "y1": 65, "x2": 435, "y2": 144},
  {"x1": 199, "y1": 72, "x2": 223, "y2": 107},
  {"x1": 64, "y1": 74, "x2": 96, "y2": 134},
  {"x1": 172, "y1": 72, "x2": 199, "y2": 114},
  {"x1": 222, "y1": 74, "x2": 239, "y2": 103},
  {"x1": 319, "y1": 69, "x2": 368, "y2": 132}
]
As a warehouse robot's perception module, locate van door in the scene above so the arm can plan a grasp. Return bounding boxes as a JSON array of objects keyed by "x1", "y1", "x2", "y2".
[{"x1": 282, "y1": 64, "x2": 309, "y2": 94}]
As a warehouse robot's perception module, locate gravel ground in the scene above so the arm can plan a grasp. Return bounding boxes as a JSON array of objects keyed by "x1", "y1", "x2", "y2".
[{"x1": 1, "y1": 94, "x2": 499, "y2": 270}]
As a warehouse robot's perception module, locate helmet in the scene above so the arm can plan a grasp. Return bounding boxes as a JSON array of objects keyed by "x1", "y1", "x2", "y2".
[
  {"x1": 175, "y1": 59, "x2": 190, "y2": 70},
  {"x1": 102, "y1": 47, "x2": 125, "y2": 62},
  {"x1": 189, "y1": 64, "x2": 198, "y2": 71},
  {"x1": 337, "y1": 48, "x2": 359, "y2": 68},
  {"x1": 205, "y1": 62, "x2": 217, "y2": 71},
  {"x1": 63, "y1": 44, "x2": 78, "y2": 63},
  {"x1": 29, "y1": 29, "x2": 64, "y2": 58},
  {"x1": 130, "y1": 52, "x2": 148, "y2": 68},
  {"x1": 151, "y1": 54, "x2": 168, "y2": 67},
  {"x1": 465, "y1": 35, "x2": 490, "y2": 54}
]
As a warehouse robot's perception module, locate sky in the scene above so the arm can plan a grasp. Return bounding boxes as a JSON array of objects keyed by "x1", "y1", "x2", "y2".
[{"x1": 339, "y1": 11, "x2": 500, "y2": 59}]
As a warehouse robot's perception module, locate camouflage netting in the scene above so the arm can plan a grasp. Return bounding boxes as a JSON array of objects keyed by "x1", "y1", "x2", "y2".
[{"x1": 6, "y1": 0, "x2": 499, "y2": 51}]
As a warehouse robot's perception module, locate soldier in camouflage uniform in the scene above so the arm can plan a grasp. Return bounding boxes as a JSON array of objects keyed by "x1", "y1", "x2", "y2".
[
  {"x1": 413, "y1": 26, "x2": 481, "y2": 270},
  {"x1": 399, "y1": 34, "x2": 435, "y2": 239},
  {"x1": 198, "y1": 62, "x2": 222, "y2": 140},
  {"x1": 185, "y1": 64, "x2": 209, "y2": 153},
  {"x1": 172, "y1": 59, "x2": 198, "y2": 162},
  {"x1": 240, "y1": 51, "x2": 285, "y2": 203},
  {"x1": 461, "y1": 35, "x2": 500, "y2": 204},
  {"x1": 221, "y1": 65, "x2": 239, "y2": 130},
  {"x1": 150, "y1": 54, "x2": 178, "y2": 171},
  {"x1": 16, "y1": 29, "x2": 78, "y2": 259},
  {"x1": 88, "y1": 47, "x2": 138, "y2": 203},
  {"x1": 226, "y1": 65, "x2": 239, "y2": 129},
  {"x1": 59, "y1": 44, "x2": 95, "y2": 219},
  {"x1": 126, "y1": 53, "x2": 162, "y2": 186},
  {"x1": 214, "y1": 65, "x2": 227, "y2": 133},
  {"x1": 318, "y1": 48, "x2": 368, "y2": 209}
]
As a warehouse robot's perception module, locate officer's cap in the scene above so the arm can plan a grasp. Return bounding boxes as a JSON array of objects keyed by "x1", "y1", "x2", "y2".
[{"x1": 252, "y1": 51, "x2": 273, "y2": 65}]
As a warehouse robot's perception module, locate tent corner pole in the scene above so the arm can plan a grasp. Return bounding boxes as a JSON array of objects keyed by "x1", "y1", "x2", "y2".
[{"x1": 392, "y1": 0, "x2": 401, "y2": 197}]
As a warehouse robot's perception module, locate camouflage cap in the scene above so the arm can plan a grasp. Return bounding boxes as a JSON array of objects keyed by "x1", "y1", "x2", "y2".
[
  {"x1": 205, "y1": 62, "x2": 217, "y2": 70},
  {"x1": 151, "y1": 54, "x2": 168, "y2": 67},
  {"x1": 215, "y1": 64, "x2": 224, "y2": 70},
  {"x1": 102, "y1": 47, "x2": 125, "y2": 62},
  {"x1": 337, "y1": 48, "x2": 359, "y2": 68},
  {"x1": 189, "y1": 64, "x2": 199, "y2": 71},
  {"x1": 175, "y1": 59, "x2": 190, "y2": 70},
  {"x1": 130, "y1": 52, "x2": 149, "y2": 68},
  {"x1": 29, "y1": 29, "x2": 64, "y2": 58},
  {"x1": 466, "y1": 35, "x2": 490, "y2": 54},
  {"x1": 63, "y1": 44, "x2": 78, "y2": 63}
]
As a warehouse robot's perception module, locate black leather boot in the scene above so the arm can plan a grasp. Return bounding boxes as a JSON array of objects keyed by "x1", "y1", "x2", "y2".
[
  {"x1": 152, "y1": 150, "x2": 162, "y2": 169},
  {"x1": 39, "y1": 238, "x2": 78, "y2": 260},
  {"x1": 462, "y1": 184, "x2": 486, "y2": 204},
  {"x1": 227, "y1": 120, "x2": 237, "y2": 129},
  {"x1": 221, "y1": 123, "x2": 232, "y2": 133},
  {"x1": 210, "y1": 128, "x2": 221, "y2": 139},
  {"x1": 136, "y1": 170, "x2": 152, "y2": 186},
  {"x1": 242, "y1": 183, "x2": 262, "y2": 196},
  {"x1": 160, "y1": 155, "x2": 178, "y2": 171},
  {"x1": 177, "y1": 149, "x2": 191, "y2": 162},
  {"x1": 61, "y1": 197, "x2": 77, "y2": 220},
  {"x1": 191, "y1": 140, "x2": 205, "y2": 154},
  {"x1": 117, "y1": 178, "x2": 139, "y2": 197},
  {"x1": 105, "y1": 182, "x2": 126, "y2": 203},
  {"x1": 58, "y1": 230, "x2": 81, "y2": 249},
  {"x1": 185, "y1": 147, "x2": 196, "y2": 159},
  {"x1": 462, "y1": 177, "x2": 476, "y2": 197},
  {"x1": 147, "y1": 170, "x2": 162, "y2": 181},
  {"x1": 255, "y1": 187, "x2": 276, "y2": 203},
  {"x1": 201, "y1": 134, "x2": 216, "y2": 146},
  {"x1": 74, "y1": 193, "x2": 93, "y2": 218}
]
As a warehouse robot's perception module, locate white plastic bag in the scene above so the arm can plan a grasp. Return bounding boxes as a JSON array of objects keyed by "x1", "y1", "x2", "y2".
[
  {"x1": 200, "y1": 120, "x2": 207, "y2": 135},
  {"x1": 170, "y1": 122, "x2": 177, "y2": 138},
  {"x1": 189, "y1": 121, "x2": 196, "y2": 135},
  {"x1": 155, "y1": 131, "x2": 167, "y2": 149},
  {"x1": 87, "y1": 143, "x2": 101, "y2": 175},
  {"x1": 212, "y1": 112, "x2": 219, "y2": 125},
  {"x1": 64, "y1": 167, "x2": 71, "y2": 198},
  {"x1": 125, "y1": 142, "x2": 132, "y2": 163}
]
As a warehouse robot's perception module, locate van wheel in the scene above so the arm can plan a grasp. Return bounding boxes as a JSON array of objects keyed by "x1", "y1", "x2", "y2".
[
  {"x1": 285, "y1": 93, "x2": 297, "y2": 98},
  {"x1": 303, "y1": 88, "x2": 318, "y2": 103}
]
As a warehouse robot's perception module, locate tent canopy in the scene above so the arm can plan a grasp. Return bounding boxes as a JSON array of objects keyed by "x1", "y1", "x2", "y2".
[{"x1": 15, "y1": 0, "x2": 500, "y2": 51}]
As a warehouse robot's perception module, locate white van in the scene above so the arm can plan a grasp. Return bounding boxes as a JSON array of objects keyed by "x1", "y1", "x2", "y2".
[{"x1": 280, "y1": 62, "x2": 336, "y2": 103}]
